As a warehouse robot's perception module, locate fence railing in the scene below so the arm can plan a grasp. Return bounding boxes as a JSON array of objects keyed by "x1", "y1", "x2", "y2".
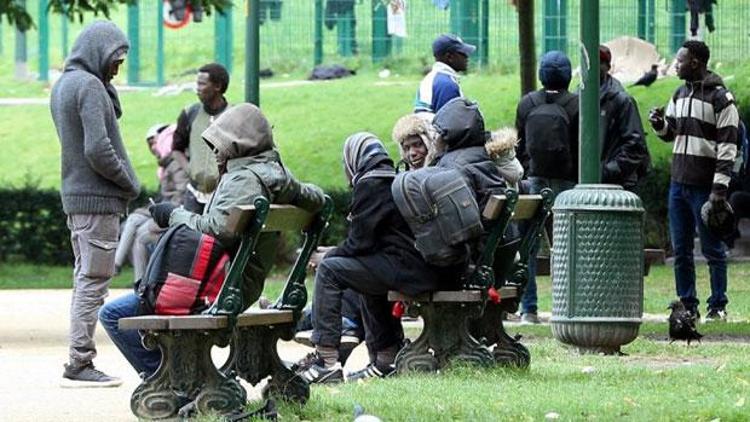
[{"x1": 2, "y1": 0, "x2": 748, "y2": 85}]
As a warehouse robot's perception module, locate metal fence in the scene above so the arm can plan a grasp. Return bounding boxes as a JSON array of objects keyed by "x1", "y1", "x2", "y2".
[{"x1": 2, "y1": 0, "x2": 749, "y2": 85}]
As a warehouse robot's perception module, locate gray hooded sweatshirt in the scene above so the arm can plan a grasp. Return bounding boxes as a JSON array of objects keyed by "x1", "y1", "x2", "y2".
[{"x1": 50, "y1": 21, "x2": 140, "y2": 215}]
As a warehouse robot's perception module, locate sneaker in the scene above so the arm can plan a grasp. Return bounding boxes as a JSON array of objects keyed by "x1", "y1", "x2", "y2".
[
  {"x1": 299, "y1": 363, "x2": 344, "y2": 384},
  {"x1": 520, "y1": 313, "x2": 540, "y2": 324},
  {"x1": 340, "y1": 329, "x2": 361, "y2": 347},
  {"x1": 61, "y1": 363, "x2": 123, "y2": 388},
  {"x1": 293, "y1": 330, "x2": 315, "y2": 348},
  {"x1": 347, "y1": 362, "x2": 395, "y2": 382},
  {"x1": 292, "y1": 351, "x2": 323, "y2": 373},
  {"x1": 705, "y1": 309, "x2": 727, "y2": 322}
]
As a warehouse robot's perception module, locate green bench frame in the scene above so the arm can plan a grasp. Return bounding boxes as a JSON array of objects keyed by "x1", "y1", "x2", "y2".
[
  {"x1": 388, "y1": 188, "x2": 554, "y2": 373},
  {"x1": 119, "y1": 196, "x2": 333, "y2": 419}
]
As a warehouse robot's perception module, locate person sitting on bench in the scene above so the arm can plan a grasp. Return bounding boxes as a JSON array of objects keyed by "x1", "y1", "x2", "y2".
[
  {"x1": 99, "y1": 103, "x2": 325, "y2": 377},
  {"x1": 297, "y1": 132, "x2": 464, "y2": 384},
  {"x1": 392, "y1": 112, "x2": 442, "y2": 170}
]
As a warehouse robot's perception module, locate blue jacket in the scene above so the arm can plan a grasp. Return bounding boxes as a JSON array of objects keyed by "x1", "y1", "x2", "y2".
[{"x1": 414, "y1": 62, "x2": 463, "y2": 113}]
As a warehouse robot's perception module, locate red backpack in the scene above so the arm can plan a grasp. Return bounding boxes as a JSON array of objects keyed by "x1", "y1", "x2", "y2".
[{"x1": 136, "y1": 224, "x2": 230, "y2": 315}]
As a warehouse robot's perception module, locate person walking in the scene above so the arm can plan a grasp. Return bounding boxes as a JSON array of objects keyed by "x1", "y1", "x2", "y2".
[
  {"x1": 414, "y1": 34, "x2": 475, "y2": 114},
  {"x1": 649, "y1": 40, "x2": 739, "y2": 322},
  {"x1": 50, "y1": 21, "x2": 141, "y2": 387}
]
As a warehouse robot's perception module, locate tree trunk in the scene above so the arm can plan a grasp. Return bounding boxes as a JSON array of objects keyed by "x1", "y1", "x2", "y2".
[{"x1": 517, "y1": 0, "x2": 536, "y2": 96}]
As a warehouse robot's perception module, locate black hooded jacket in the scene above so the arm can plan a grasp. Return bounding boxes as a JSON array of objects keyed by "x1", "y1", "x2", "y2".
[{"x1": 599, "y1": 76, "x2": 651, "y2": 190}]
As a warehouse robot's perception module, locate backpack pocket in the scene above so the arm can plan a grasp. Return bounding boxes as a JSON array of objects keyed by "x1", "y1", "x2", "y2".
[{"x1": 154, "y1": 272, "x2": 202, "y2": 315}]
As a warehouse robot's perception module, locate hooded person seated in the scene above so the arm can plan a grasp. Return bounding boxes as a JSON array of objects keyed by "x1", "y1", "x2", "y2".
[
  {"x1": 391, "y1": 112, "x2": 443, "y2": 170},
  {"x1": 433, "y1": 97, "x2": 507, "y2": 210},
  {"x1": 99, "y1": 103, "x2": 326, "y2": 377},
  {"x1": 297, "y1": 133, "x2": 464, "y2": 384}
]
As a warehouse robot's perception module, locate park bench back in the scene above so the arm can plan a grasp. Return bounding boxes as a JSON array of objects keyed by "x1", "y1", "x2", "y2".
[{"x1": 205, "y1": 196, "x2": 334, "y2": 318}]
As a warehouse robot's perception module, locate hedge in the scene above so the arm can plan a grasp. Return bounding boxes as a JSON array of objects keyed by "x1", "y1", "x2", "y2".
[{"x1": 0, "y1": 163, "x2": 675, "y2": 266}]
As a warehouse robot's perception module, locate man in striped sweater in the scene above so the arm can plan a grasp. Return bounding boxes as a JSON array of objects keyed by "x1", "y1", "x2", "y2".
[{"x1": 649, "y1": 40, "x2": 739, "y2": 322}]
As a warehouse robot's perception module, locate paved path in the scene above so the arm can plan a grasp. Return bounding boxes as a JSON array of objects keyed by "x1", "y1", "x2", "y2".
[{"x1": 0, "y1": 289, "x2": 371, "y2": 422}]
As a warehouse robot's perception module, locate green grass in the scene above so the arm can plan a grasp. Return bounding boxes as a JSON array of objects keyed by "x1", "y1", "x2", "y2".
[{"x1": 0, "y1": 67, "x2": 695, "y2": 192}]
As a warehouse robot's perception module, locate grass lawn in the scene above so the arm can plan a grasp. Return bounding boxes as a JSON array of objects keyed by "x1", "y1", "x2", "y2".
[
  {"x1": 2, "y1": 259, "x2": 749, "y2": 421},
  {"x1": 0, "y1": 66, "x2": 692, "y2": 191}
]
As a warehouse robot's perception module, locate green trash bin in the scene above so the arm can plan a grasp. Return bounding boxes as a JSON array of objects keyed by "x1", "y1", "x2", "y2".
[{"x1": 551, "y1": 184, "x2": 645, "y2": 354}]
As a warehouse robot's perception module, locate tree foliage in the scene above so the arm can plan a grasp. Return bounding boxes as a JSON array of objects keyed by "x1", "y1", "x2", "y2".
[{"x1": 2, "y1": 0, "x2": 230, "y2": 32}]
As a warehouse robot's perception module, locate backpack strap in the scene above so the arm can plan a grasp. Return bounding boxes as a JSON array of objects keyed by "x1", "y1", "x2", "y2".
[{"x1": 185, "y1": 103, "x2": 202, "y2": 127}]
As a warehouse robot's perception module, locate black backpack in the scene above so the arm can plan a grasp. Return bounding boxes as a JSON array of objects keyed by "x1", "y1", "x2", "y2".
[
  {"x1": 524, "y1": 91, "x2": 577, "y2": 178},
  {"x1": 392, "y1": 167, "x2": 483, "y2": 266}
]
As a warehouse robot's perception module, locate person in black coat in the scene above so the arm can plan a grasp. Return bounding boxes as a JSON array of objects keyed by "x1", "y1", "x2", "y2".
[
  {"x1": 599, "y1": 46, "x2": 651, "y2": 191},
  {"x1": 299, "y1": 132, "x2": 462, "y2": 384}
]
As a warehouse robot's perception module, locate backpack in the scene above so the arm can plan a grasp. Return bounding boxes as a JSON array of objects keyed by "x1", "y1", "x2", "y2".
[
  {"x1": 391, "y1": 167, "x2": 483, "y2": 266},
  {"x1": 135, "y1": 224, "x2": 230, "y2": 315},
  {"x1": 524, "y1": 91, "x2": 576, "y2": 178},
  {"x1": 732, "y1": 119, "x2": 749, "y2": 180}
]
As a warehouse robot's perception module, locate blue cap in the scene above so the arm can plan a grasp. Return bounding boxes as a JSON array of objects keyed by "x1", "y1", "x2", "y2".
[{"x1": 432, "y1": 34, "x2": 476, "y2": 57}]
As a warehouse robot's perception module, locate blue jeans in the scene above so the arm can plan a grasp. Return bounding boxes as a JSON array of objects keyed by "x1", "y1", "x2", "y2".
[
  {"x1": 521, "y1": 177, "x2": 576, "y2": 315},
  {"x1": 99, "y1": 293, "x2": 161, "y2": 376},
  {"x1": 668, "y1": 182, "x2": 728, "y2": 311}
]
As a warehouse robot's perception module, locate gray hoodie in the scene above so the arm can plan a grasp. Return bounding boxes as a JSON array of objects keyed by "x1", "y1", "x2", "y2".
[{"x1": 50, "y1": 21, "x2": 140, "y2": 215}]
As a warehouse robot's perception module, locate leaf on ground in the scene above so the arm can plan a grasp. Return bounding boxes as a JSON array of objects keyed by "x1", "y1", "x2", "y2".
[
  {"x1": 545, "y1": 411, "x2": 560, "y2": 420},
  {"x1": 715, "y1": 363, "x2": 727, "y2": 372},
  {"x1": 736, "y1": 377, "x2": 750, "y2": 386},
  {"x1": 624, "y1": 397, "x2": 639, "y2": 407},
  {"x1": 736, "y1": 397, "x2": 745, "y2": 407}
]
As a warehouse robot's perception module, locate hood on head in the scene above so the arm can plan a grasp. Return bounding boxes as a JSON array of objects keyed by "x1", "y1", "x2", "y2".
[
  {"x1": 392, "y1": 113, "x2": 444, "y2": 166},
  {"x1": 65, "y1": 21, "x2": 129, "y2": 81},
  {"x1": 432, "y1": 97, "x2": 487, "y2": 150},
  {"x1": 343, "y1": 132, "x2": 390, "y2": 185},
  {"x1": 201, "y1": 103, "x2": 275, "y2": 161},
  {"x1": 539, "y1": 51, "x2": 572, "y2": 90}
]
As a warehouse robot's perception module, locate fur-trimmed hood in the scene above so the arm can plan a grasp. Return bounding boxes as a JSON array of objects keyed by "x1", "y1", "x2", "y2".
[
  {"x1": 485, "y1": 127, "x2": 518, "y2": 161},
  {"x1": 391, "y1": 112, "x2": 444, "y2": 168}
]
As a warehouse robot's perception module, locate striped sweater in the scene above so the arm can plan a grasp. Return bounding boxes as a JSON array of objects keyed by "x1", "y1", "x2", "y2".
[{"x1": 655, "y1": 72, "x2": 739, "y2": 194}]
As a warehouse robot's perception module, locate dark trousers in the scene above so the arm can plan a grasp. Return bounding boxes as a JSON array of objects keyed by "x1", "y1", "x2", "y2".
[
  {"x1": 669, "y1": 182, "x2": 728, "y2": 312},
  {"x1": 311, "y1": 254, "x2": 404, "y2": 354}
]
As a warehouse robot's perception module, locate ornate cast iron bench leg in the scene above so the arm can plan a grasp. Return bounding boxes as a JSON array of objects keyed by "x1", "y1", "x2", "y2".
[
  {"x1": 229, "y1": 323, "x2": 310, "y2": 404},
  {"x1": 471, "y1": 302, "x2": 531, "y2": 368},
  {"x1": 395, "y1": 301, "x2": 494, "y2": 374},
  {"x1": 131, "y1": 329, "x2": 246, "y2": 420}
]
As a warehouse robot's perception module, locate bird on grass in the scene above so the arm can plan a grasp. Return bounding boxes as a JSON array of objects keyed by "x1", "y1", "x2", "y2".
[
  {"x1": 667, "y1": 300, "x2": 703, "y2": 345},
  {"x1": 631, "y1": 64, "x2": 659, "y2": 88}
]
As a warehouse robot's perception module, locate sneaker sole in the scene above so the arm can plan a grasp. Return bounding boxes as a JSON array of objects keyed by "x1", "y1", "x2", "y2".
[{"x1": 60, "y1": 378, "x2": 123, "y2": 388}]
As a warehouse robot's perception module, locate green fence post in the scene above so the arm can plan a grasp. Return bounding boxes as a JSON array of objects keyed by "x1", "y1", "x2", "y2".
[
  {"x1": 647, "y1": 0, "x2": 655, "y2": 43},
  {"x1": 38, "y1": 0, "x2": 49, "y2": 81},
  {"x1": 638, "y1": 0, "x2": 655, "y2": 42},
  {"x1": 337, "y1": 8, "x2": 355, "y2": 56},
  {"x1": 156, "y1": 0, "x2": 165, "y2": 85},
  {"x1": 543, "y1": 0, "x2": 567, "y2": 53},
  {"x1": 480, "y1": 0, "x2": 488, "y2": 66},
  {"x1": 127, "y1": 2, "x2": 140, "y2": 85},
  {"x1": 580, "y1": 0, "x2": 599, "y2": 183},
  {"x1": 637, "y1": 0, "x2": 646, "y2": 40},
  {"x1": 314, "y1": 0, "x2": 323, "y2": 65},
  {"x1": 450, "y1": 0, "x2": 480, "y2": 51},
  {"x1": 14, "y1": 0, "x2": 28, "y2": 80},
  {"x1": 0, "y1": 22, "x2": 3, "y2": 56},
  {"x1": 61, "y1": 14, "x2": 68, "y2": 56},
  {"x1": 215, "y1": 6, "x2": 233, "y2": 73},
  {"x1": 371, "y1": 0, "x2": 391, "y2": 63},
  {"x1": 670, "y1": 0, "x2": 686, "y2": 54},
  {"x1": 245, "y1": 0, "x2": 260, "y2": 105}
]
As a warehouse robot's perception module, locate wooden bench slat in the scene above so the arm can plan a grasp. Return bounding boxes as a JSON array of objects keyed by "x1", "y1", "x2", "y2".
[
  {"x1": 119, "y1": 316, "x2": 171, "y2": 330},
  {"x1": 236, "y1": 309, "x2": 294, "y2": 327},
  {"x1": 168, "y1": 315, "x2": 229, "y2": 330},
  {"x1": 225, "y1": 204, "x2": 315, "y2": 234},
  {"x1": 482, "y1": 194, "x2": 543, "y2": 221}
]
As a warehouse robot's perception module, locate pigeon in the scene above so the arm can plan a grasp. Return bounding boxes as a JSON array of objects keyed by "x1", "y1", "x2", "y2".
[
  {"x1": 667, "y1": 300, "x2": 703, "y2": 345},
  {"x1": 631, "y1": 64, "x2": 659, "y2": 88}
]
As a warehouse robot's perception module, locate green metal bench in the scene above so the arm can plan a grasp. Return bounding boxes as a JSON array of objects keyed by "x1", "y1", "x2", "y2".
[
  {"x1": 118, "y1": 196, "x2": 333, "y2": 419},
  {"x1": 388, "y1": 189, "x2": 554, "y2": 373}
]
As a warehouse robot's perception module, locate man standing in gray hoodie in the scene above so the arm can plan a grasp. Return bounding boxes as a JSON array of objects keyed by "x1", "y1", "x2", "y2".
[{"x1": 50, "y1": 21, "x2": 140, "y2": 387}]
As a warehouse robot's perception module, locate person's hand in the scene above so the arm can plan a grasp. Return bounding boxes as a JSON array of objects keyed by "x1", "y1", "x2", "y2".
[
  {"x1": 149, "y1": 202, "x2": 176, "y2": 228},
  {"x1": 648, "y1": 106, "x2": 665, "y2": 131},
  {"x1": 709, "y1": 191, "x2": 727, "y2": 204},
  {"x1": 307, "y1": 246, "x2": 336, "y2": 272}
]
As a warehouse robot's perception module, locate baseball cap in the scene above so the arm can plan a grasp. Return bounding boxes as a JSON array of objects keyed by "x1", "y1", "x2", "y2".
[{"x1": 432, "y1": 34, "x2": 476, "y2": 57}]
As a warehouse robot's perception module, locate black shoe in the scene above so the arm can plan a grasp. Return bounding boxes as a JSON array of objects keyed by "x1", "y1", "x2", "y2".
[
  {"x1": 705, "y1": 308, "x2": 727, "y2": 322},
  {"x1": 299, "y1": 363, "x2": 344, "y2": 384},
  {"x1": 346, "y1": 362, "x2": 395, "y2": 382}
]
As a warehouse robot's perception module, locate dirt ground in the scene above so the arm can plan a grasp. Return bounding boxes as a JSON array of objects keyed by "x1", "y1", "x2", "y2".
[{"x1": 0, "y1": 289, "x2": 372, "y2": 422}]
